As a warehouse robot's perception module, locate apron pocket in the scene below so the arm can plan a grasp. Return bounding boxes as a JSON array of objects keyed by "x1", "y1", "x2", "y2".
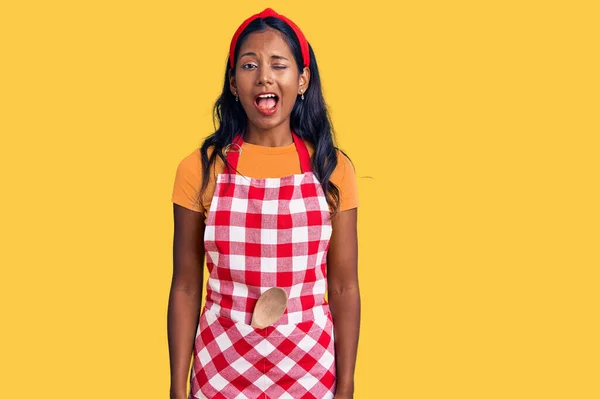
[
  {"x1": 262, "y1": 312, "x2": 337, "y2": 397},
  {"x1": 191, "y1": 307, "x2": 266, "y2": 397}
]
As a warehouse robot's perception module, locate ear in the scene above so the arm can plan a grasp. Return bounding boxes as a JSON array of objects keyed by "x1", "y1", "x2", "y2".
[
  {"x1": 229, "y1": 70, "x2": 237, "y2": 96},
  {"x1": 298, "y1": 67, "x2": 310, "y2": 94}
]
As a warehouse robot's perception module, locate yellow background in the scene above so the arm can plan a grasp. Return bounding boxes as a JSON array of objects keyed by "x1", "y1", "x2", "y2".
[{"x1": 1, "y1": 1, "x2": 598, "y2": 398}]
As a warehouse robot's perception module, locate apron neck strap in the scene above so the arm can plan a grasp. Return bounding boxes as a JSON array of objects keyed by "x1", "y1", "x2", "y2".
[{"x1": 225, "y1": 132, "x2": 312, "y2": 173}]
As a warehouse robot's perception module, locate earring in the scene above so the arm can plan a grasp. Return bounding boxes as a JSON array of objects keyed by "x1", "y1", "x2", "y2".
[
  {"x1": 235, "y1": 92, "x2": 239, "y2": 102},
  {"x1": 300, "y1": 89, "x2": 304, "y2": 101}
]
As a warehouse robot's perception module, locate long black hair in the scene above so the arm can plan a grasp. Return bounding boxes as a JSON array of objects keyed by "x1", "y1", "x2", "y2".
[{"x1": 199, "y1": 16, "x2": 352, "y2": 217}]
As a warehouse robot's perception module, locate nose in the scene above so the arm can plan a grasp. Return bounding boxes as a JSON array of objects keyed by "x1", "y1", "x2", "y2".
[{"x1": 257, "y1": 68, "x2": 273, "y2": 86}]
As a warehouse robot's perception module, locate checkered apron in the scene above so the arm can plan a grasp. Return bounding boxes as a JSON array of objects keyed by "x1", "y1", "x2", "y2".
[{"x1": 188, "y1": 132, "x2": 337, "y2": 399}]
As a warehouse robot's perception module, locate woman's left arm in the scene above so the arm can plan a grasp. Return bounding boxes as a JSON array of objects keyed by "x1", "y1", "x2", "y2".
[{"x1": 327, "y1": 207, "x2": 360, "y2": 398}]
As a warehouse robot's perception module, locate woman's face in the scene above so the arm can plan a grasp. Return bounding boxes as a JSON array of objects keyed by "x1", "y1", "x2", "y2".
[{"x1": 230, "y1": 28, "x2": 310, "y2": 131}]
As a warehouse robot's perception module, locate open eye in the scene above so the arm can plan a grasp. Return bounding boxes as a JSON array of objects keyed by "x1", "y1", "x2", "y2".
[{"x1": 242, "y1": 64, "x2": 257, "y2": 70}]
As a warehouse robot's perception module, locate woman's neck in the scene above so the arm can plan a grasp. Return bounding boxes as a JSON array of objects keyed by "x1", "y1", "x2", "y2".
[{"x1": 244, "y1": 123, "x2": 294, "y2": 147}]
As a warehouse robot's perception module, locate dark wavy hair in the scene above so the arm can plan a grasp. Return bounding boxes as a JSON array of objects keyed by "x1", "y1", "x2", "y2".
[{"x1": 198, "y1": 16, "x2": 353, "y2": 217}]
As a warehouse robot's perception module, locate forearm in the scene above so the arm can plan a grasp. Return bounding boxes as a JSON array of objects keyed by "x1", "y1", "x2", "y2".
[
  {"x1": 167, "y1": 283, "x2": 203, "y2": 398},
  {"x1": 328, "y1": 286, "x2": 361, "y2": 395}
]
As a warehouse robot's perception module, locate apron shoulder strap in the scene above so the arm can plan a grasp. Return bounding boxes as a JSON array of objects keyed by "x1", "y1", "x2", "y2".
[{"x1": 292, "y1": 132, "x2": 312, "y2": 173}]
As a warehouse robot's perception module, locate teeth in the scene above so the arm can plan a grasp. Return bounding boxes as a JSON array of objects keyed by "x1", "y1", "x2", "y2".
[{"x1": 257, "y1": 93, "x2": 277, "y2": 98}]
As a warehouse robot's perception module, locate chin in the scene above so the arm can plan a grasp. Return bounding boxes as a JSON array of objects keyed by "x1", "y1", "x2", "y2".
[{"x1": 250, "y1": 115, "x2": 286, "y2": 129}]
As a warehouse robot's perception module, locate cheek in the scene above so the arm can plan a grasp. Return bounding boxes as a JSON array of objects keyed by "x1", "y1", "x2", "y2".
[
  {"x1": 281, "y1": 79, "x2": 299, "y2": 104},
  {"x1": 238, "y1": 82, "x2": 253, "y2": 95},
  {"x1": 234, "y1": 73, "x2": 253, "y2": 89}
]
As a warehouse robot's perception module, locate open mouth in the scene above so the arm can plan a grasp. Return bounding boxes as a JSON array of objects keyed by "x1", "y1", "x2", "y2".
[{"x1": 254, "y1": 92, "x2": 279, "y2": 115}]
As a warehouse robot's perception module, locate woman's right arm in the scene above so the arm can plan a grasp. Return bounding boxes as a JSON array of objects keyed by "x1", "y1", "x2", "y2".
[{"x1": 168, "y1": 204, "x2": 206, "y2": 399}]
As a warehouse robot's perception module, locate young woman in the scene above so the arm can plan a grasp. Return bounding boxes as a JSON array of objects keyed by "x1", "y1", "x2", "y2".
[{"x1": 168, "y1": 8, "x2": 360, "y2": 399}]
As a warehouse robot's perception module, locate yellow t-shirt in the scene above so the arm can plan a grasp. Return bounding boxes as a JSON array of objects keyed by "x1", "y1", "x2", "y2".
[{"x1": 171, "y1": 139, "x2": 359, "y2": 218}]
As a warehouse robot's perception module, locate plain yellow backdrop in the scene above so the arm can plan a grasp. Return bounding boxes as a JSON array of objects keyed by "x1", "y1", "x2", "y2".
[{"x1": 1, "y1": 0, "x2": 599, "y2": 398}]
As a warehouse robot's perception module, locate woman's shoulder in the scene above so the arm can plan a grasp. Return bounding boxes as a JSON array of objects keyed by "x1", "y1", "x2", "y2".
[
  {"x1": 331, "y1": 148, "x2": 356, "y2": 184},
  {"x1": 304, "y1": 139, "x2": 359, "y2": 210},
  {"x1": 331, "y1": 148, "x2": 359, "y2": 210},
  {"x1": 172, "y1": 145, "x2": 222, "y2": 214},
  {"x1": 172, "y1": 148, "x2": 203, "y2": 212},
  {"x1": 179, "y1": 146, "x2": 201, "y2": 165},
  {"x1": 176, "y1": 144, "x2": 222, "y2": 175},
  {"x1": 304, "y1": 140, "x2": 355, "y2": 178},
  {"x1": 174, "y1": 148, "x2": 201, "y2": 182},
  {"x1": 173, "y1": 143, "x2": 226, "y2": 194}
]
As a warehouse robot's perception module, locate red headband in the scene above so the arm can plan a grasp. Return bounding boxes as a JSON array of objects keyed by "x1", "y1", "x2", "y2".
[{"x1": 229, "y1": 8, "x2": 310, "y2": 69}]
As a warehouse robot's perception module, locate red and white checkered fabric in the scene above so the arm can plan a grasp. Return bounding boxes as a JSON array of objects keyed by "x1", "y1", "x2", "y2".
[{"x1": 189, "y1": 132, "x2": 336, "y2": 398}]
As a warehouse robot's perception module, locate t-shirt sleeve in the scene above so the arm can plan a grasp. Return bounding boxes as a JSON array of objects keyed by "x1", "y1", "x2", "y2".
[
  {"x1": 171, "y1": 149, "x2": 205, "y2": 213},
  {"x1": 331, "y1": 150, "x2": 359, "y2": 211}
]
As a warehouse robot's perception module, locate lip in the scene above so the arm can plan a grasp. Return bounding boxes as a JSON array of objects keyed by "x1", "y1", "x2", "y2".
[{"x1": 253, "y1": 92, "x2": 280, "y2": 116}]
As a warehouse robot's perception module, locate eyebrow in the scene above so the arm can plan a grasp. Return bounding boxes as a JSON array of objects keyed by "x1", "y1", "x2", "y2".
[{"x1": 239, "y1": 52, "x2": 289, "y2": 61}]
